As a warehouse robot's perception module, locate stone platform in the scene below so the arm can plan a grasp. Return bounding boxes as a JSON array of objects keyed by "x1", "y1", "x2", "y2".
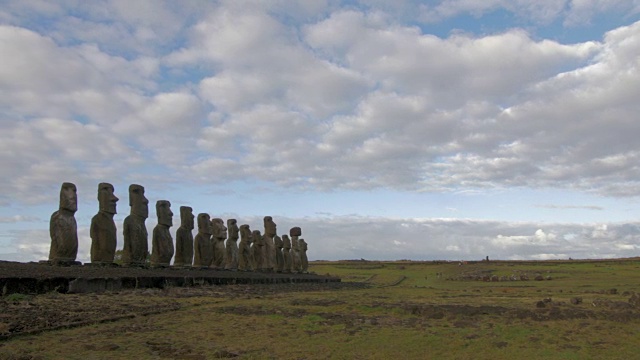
[{"x1": 0, "y1": 261, "x2": 340, "y2": 295}]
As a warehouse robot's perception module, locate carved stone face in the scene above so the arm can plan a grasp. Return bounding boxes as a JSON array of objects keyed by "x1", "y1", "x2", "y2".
[
  {"x1": 211, "y1": 218, "x2": 227, "y2": 239},
  {"x1": 156, "y1": 200, "x2": 173, "y2": 227},
  {"x1": 180, "y1": 206, "x2": 194, "y2": 230},
  {"x1": 197, "y1": 213, "x2": 212, "y2": 235},
  {"x1": 59, "y1": 182, "x2": 77, "y2": 213},
  {"x1": 252, "y1": 230, "x2": 263, "y2": 245},
  {"x1": 98, "y1": 183, "x2": 118, "y2": 214},
  {"x1": 263, "y1": 216, "x2": 277, "y2": 237},
  {"x1": 227, "y1": 219, "x2": 239, "y2": 239},
  {"x1": 239, "y1": 224, "x2": 251, "y2": 242},
  {"x1": 129, "y1": 184, "x2": 148, "y2": 219}
]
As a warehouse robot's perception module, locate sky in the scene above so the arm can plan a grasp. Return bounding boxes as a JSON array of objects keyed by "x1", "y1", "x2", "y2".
[{"x1": 1, "y1": 0, "x2": 640, "y2": 263}]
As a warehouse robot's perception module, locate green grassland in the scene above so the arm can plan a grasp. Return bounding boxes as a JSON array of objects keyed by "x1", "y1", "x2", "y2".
[{"x1": 2, "y1": 259, "x2": 640, "y2": 359}]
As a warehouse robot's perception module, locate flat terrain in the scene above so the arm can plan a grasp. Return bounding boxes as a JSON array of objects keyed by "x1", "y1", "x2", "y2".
[{"x1": 1, "y1": 259, "x2": 640, "y2": 359}]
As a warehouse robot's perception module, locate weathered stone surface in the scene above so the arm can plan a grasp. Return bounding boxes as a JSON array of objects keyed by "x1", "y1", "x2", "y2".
[
  {"x1": 274, "y1": 235, "x2": 284, "y2": 273},
  {"x1": 225, "y1": 219, "x2": 239, "y2": 271},
  {"x1": 251, "y1": 230, "x2": 263, "y2": 271},
  {"x1": 289, "y1": 227, "x2": 301, "y2": 237},
  {"x1": 238, "y1": 224, "x2": 252, "y2": 271},
  {"x1": 193, "y1": 213, "x2": 213, "y2": 268},
  {"x1": 122, "y1": 184, "x2": 149, "y2": 267},
  {"x1": 211, "y1": 218, "x2": 227, "y2": 270},
  {"x1": 151, "y1": 200, "x2": 174, "y2": 268},
  {"x1": 263, "y1": 216, "x2": 277, "y2": 271},
  {"x1": 49, "y1": 182, "x2": 79, "y2": 264},
  {"x1": 174, "y1": 206, "x2": 194, "y2": 268},
  {"x1": 291, "y1": 232, "x2": 302, "y2": 274},
  {"x1": 299, "y1": 238, "x2": 309, "y2": 273},
  {"x1": 282, "y1": 235, "x2": 292, "y2": 273},
  {"x1": 90, "y1": 183, "x2": 118, "y2": 265}
]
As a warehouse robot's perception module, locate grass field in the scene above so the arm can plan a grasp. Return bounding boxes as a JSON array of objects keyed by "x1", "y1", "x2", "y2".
[{"x1": 1, "y1": 259, "x2": 640, "y2": 359}]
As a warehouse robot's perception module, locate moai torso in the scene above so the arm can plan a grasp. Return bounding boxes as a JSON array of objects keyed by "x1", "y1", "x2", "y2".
[
  {"x1": 299, "y1": 238, "x2": 309, "y2": 273},
  {"x1": 211, "y1": 218, "x2": 227, "y2": 269},
  {"x1": 123, "y1": 215, "x2": 148, "y2": 265},
  {"x1": 90, "y1": 183, "x2": 118, "y2": 264},
  {"x1": 225, "y1": 219, "x2": 239, "y2": 270},
  {"x1": 290, "y1": 227, "x2": 302, "y2": 273},
  {"x1": 274, "y1": 235, "x2": 284, "y2": 273},
  {"x1": 251, "y1": 230, "x2": 263, "y2": 271},
  {"x1": 282, "y1": 235, "x2": 292, "y2": 273},
  {"x1": 238, "y1": 225, "x2": 252, "y2": 271},
  {"x1": 122, "y1": 184, "x2": 149, "y2": 267},
  {"x1": 193, "y1": 213, "x2": 213, "y2": 268},
  {"x1": 263, "y1": 216, "x2": 277, "y2": 271},
  {"x1": 151, "y1": 200, "x2": 174, "y2": 268},
  {"x1": 49, "y1": 182, "x2": 79, "y2": 264},
  {"x1": 174, "y1": 206, "x2": 194, "y2": 268}
]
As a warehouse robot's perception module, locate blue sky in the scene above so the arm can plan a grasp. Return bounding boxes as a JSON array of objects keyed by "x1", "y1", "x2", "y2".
[{"x1": 1, "y1": 0, "x2": 640, "y2": 262}]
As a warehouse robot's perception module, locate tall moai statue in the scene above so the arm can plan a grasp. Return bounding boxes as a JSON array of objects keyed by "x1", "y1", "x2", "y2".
[
  {"x1": 122, "y1": 184, "x2": 149, "y2": 267},
  {"x1": 282, "y1": 234, "x2": 292, "y2": 273},
  {"x1": 299, "y1": 238, "x2": 309, "y2": 273},
  {"x1": 90, "y1": 183, "x2": 119, "y2": 265},
  {"x1": 225, "y1": 219, "x2": 239, "y2": 271},
  {"x1": 238, "y1": 224, "x2": 252, "y2": 271},
  {"x1": 151, "y1": 200, "x2": 174, "y2": 268},
  {"x1": 174, "y1": 206, "x2": 194, "y2": 268},
  {"x1": 263, "y1": 216, "x2": 277, "y2": 272},
  {"x1": 193, "y1": 213, "x2": 213, "y2": 268},
  {"x1": 251, "y1": 229, "x2": 263, "y2": 271},
  {"x1": 49, "y1": 182, "x2": 79, "y2": 265},
  {"x1": 274, "y1": 235, "x2": 284, "y2": 273},
  {"x1": 211, "y1": 218, "x2": 227, "y2": 270},
  {"x1": 290, "y1": 227, "x2": 302, "y2": 273}
]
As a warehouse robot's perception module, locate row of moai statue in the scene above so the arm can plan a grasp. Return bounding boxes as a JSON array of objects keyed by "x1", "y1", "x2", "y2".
[{"x1": 48, "y1": 182, "x2": 310, "y2": 273}]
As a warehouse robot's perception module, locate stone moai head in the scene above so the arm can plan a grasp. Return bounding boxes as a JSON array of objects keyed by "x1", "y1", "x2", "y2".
[
  {"x1": 129, "y1": 184, "x2": 148, "y2": 219},
  {"x1": 180, "y1": 206, "x2": 194, "y2": 230},
  {"x1": 59, "y1": 182, "x2": 78, "y2": 213},
  {"x1": 264, "y1": 216, "x2": 277, "y2": 237},
  {"x1": 240, "y1": 224, "x2": 251, "y2": 242},
  {"x1": 98, "y1": 182, "x2": 118, "y2": 214},
  {"x1": 290, "y1": 227, "x2": 301, "y2": 237},
  {"x1": 252, "y1": 230, "x2": 263, "y2": 245},
  {"x1": 211, "y1": 218, "x2": 227, "y2": 239},
  {"x1": 282, "y1": 234, "x2": 291, "y2": 248},
  {"x1": 227, "y1": 219, "x2": 239, "y2": 239},
  {"x1": 156, "y1": 200, "x2": 173, "y2": 227},
  {"x1": 197, "y1": 213, "x2": 212, "y2": 235}
]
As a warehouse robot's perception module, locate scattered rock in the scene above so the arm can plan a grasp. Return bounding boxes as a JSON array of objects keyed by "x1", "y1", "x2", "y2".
[
  {"x1": 536, "y1": 301, "x2": 546, "y2": 308},
  {"x1": 570, "y1": 297, "x2": 582, "y2": 305}
]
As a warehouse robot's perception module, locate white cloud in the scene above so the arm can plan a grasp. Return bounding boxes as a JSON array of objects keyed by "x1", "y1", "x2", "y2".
[{"x1": 4, "y1": 215, "x2": 639, "y2": 262}]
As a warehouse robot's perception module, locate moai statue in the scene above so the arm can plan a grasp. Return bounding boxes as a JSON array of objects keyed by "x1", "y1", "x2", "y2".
[
  {"x1": 90, "y1": 183, "x2": 119, "y2": 265},
  {"x1": 49, "y1": 182, "x2": 79, "y2": 265},
  {"x1": 211, "y1": 218, "x2": 227, "y2": 270},
  {"x1": 299, "y1": 238, "x2": 309, "y2": 273},
  {"x1": 122, "y1": 184, "x2": 149, "y2": 267},
  {"x1": 174, "y1": 206, "x2": 194, "y2": 268},
  {"x1": 282, "y1": 234, "x2": 292, "y2": 273},
  {"x1": 225, "y1": 219, "x2": 239, "y2": 271},
  {"x1": 151, "y1": 200, "x2": 174, "y2": 268},
  {"x1": 193, "y1": 213, "x2": 213, "y2": 268},
  {"x1": 238, "y1": 224, "x2": 252, "y2": 271},
  {"x1": 251, "y1": 230, "x2": 263, "y2": 271},
  {"x1": 290, "y1": 227, "x2": 302, "y2": 273},
  {"x1": 263, "y1": 216, "x2": 277, "y2": 272},
  {"x1": 274, "y1": 235, "x2": 284, "y2": 273}
]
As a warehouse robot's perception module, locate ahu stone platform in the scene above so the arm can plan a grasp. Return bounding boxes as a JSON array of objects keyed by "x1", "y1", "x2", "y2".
[{"x1": 0, "y1": 261, "x2": 340, "y2": 295}]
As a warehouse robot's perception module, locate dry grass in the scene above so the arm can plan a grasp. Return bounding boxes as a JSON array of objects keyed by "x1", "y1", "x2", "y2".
[{"x1": 1, "y1": 259, "x2": 640, "y2": 359}]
